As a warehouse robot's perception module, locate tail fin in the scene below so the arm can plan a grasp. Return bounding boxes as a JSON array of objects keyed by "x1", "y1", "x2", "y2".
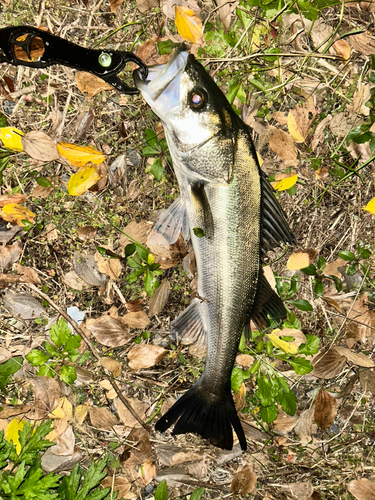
[{"x1": 155, "y1": 382, "x2": 247, "y2": 450}]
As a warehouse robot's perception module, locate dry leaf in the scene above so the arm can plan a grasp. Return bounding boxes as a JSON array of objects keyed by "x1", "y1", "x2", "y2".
[
  {"x1": 3, "y1": 292, "x2": 46, "y2": 319},
  {"x1": 359, "y1": 369, "x2": 375, "y2": 394},
  {"x1": 175, "y1": 5, "x2": 203, "y2": 44},
  {"x1": 287, "y1": 482, "x2": 314, "y2": 500},
  {"x1": 49, "y1": 425, "x2": 75, "y2": 456},
  {"x1": 16, "y1": 264, "x2": 41, "y2": 284},
  {"x1": 57, "y1": 142, "x2": 106, "y2": 168},
  {"x1": 62, "y1": 270, "x2": 90, "y2": 291},
  {"x1": 0, "y1": 240, "x2": 22, "y2": 269},
  {"x1": 73, "y1": 253, "x2": 107, "y2": 287},
  {"x1": 147, "y1": 233, "x2": 188, "y2": 269},
  {"x1": 122, "y1": 426, "x2": 152, "y2": 467},
  {"x1": 312, "y1": 349, "x2": 346, "y2": 379},
  {"x1": 347, "y1": 479, "x2": 375, "y2": 500},
  {"x1": 349, "y1": 32, "x2": 375, "y2": 55},
  {"x1": 125, "y1": 298, "x2": 144, "y2": 312},
  {"x1": 95, "y1": 252, "x2": 122, "y2": 280},
  {"x1": 67, "y1": 165, "x2": 102, "y2": 196},
  {"x1": 74, "y1": 110, "x2": 95, "y2": 141},
  {"x1": 273, "y1": 409, "x2": 297, "y2": 433},
  {"x1": 118, "y1": 220, "x2": 153, "y2": 252},
  {"x1": 287, "y1": 249, "x2": 318, "y2": 270},
  {"x1": 21, "y1": 131, "x2": 59, "y2": 161},
  {"x1": 77, "y1": 225, "x2": 97, "y2": 242},
  {"x1": 323, "y1": 258, "x2": 347, "y2": 278},
  {"x1": 28, "y1": 376, "x2": 60, "y2": 420},
  {"x1": 0, "y1": 126, "x2": 24, "y2": 151},
  {"x1": 1, "y1": 203, "x2": 35, "y2": 227},
  {"x1": 350, "y1": 83, "x2": 371, "y2": 116},
  {"x1": 314, "y1": 388, "x2": 337, "y2": 430},
  {"x1": 102, "y1": 476, "x2": 132, "y2": 498},
  {"x1": 234, "y1": 382, "x2": 246, "y2": 412},
  {"x1": 216, "y1": 0, "x2": 232, "y2": 31},
  {"x1": 311, "y1": 115, "x2": 331, "y2": 151},
  {"x1": 99, "y1": 357, "x2": 122, "y2": 377},
  {"x1": 329, "y1": 111, "x2": 361, "y2": 138},
  {"x1": 236, "y1": 354, "x2": 254, "y2": 368},
  {"x1": 0, "y1": 194, "x2": 27, "y2": 207},
  {"x1": 294, "y1": 407, "x2": 317, "y2": 444},
  {"x1": 231, "y1": 464, "x2": 257, "y2": 495},
  {"x1": 268, "y1": 127, "x2": 297, "y2": 160},
  {"x1": 41, "y1": 447, "x2": 82, "y2": 473},
  {"x1": 148, "y1": 279, "x2": 171, "y2": 317},
  {"x1": 114, "y1": 397, "x2": 148, "y2": 427},
  {"x1": 75, "y1": 71, "x2": 113, "y2": 100},
  {"x1": 31, "y1": 183, "x2": 53, "y2": 199},
  {"x1": 86, "y1": 316, "x2": 132, "y2": 347},
  {"x1": 121, "y1": 311, "x2": 150, "y2": 329},
  {"x1": 74, "y1": 403, "x2": 89, "y2": 425},
  {"x1": 89, "y1": 406, "x2": 118, "y2": 430},
  {"x1": 127, "y1": 344, "x2": 168, "y2": 370},
  {"x1": 331, "y1": 39, "x2": 351, "y2": 60},
  {"x1": 136, "y1": 0, "x2": 159, "y2": 13},
  {"x1": 138, "y1": 459, "x2": 156, "y2": 485},
  {"x1": 287, "y1": 98, "x2": 316, "y2": 143},
  {"x1": 346, "y1": 293, "x2": 375, "y2": 345},
  {"x1": 333, "y1": 346, "x2": 374, "y2": 367}
]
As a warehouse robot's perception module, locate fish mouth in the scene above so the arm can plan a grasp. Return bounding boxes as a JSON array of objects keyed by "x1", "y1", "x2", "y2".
[{"x1": 133, "y1": 45, "x2": 189, "y2": 113}]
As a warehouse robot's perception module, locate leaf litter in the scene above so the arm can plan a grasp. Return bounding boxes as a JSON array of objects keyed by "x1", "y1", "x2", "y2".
[{"x1": 1, "y1": 2, "x2": 375, "y2": 499}]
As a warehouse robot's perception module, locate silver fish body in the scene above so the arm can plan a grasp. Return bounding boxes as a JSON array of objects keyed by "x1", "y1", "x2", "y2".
[{"x1": 134, "y1": 49, "x2": 294, "y2": 450}]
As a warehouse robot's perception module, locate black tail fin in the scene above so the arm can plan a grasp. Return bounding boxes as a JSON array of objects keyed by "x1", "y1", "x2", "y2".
[{"x1": 155, "y1": 382, "x2": 247, "y2": 450}]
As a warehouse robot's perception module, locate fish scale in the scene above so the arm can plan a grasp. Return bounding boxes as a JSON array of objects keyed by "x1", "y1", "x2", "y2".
[{"x1": 134, "y1": 47, "x2": 294, "y2": 450}]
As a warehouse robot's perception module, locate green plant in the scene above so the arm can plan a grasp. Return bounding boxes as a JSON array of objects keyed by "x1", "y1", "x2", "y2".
[
  {"x1": 232, "y1": 315, "x2": 320, "y2": 424},
  {"x1": 142, "y1": 129, "x2": 171, "y2": 181},
  {"x1": 0, "y1": 420, "x2": 119, "y2": 499},
  {"x1": 154, "y1": 479, "x2": 205, "y2": 500},
  {"x1": 0, "y1": 357, "x2": 23, "y2": 393},
  {"x1": 26, "y1": 319, "x2": 91, "y2": 384}
]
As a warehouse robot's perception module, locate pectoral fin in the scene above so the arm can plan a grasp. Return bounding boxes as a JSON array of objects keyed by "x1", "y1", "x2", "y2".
[
  {"x1": 171, "y1": 297, "x2": 207, "y2": 348},
  {"x1": 146, "y1": 196, "x2": 189, "y2": 246},
  {"x1": 191, "y1": 183, "x2": 214, "y2": 239}
]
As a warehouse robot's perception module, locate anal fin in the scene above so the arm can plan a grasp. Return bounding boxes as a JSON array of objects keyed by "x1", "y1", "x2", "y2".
[
  {"x1": 251, "y1": 270, "x2": 287, "y2": 329},
  {"x1": 147, "y1": 196, "x2": 189, "y2": 246},
  {"x1": 171, "y1": 298, "x2": 207, "y2": 348}
]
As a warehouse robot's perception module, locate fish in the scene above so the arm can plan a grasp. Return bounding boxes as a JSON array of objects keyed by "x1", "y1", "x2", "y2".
[{"x1": 133, "y1": 47, "x2": 294, "y2": 450}]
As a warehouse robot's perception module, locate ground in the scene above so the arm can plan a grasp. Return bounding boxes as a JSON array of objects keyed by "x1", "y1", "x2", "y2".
[{"x1": 0, "y1": 1, "x2": 375, "y2": 499}]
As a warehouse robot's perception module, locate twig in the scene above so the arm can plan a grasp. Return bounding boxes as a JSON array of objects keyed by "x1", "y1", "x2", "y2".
[{"x1": 26, "y1": 283, "x2": 149, "y2": 431}]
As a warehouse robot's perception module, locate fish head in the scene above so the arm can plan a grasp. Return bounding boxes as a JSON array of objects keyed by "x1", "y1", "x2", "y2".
[{"x1": 134, "y1": 47, "x2": 238, "y2": 183}]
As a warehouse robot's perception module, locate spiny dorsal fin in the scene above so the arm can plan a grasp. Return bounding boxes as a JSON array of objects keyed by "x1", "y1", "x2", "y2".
[{"x1": 261, "y1": 170, "x2": 295, "y2": 257}]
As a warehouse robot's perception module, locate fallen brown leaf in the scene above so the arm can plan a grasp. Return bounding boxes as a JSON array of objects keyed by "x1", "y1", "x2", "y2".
[
  {"x1": 89, "y1": 406, "x2": 118, "y2": 430},
  {"x1": 95, "y1": 251, "x2": 122, "y2": 280},
  {"x1": 127, "y1": 344, "x2": 168, "y2": 370},
  {"x1": 28, "y1": 376, "x2": 60, "y2": 420},
  {"x1": 349, "y1": 32, "x2": 375, "y2": 55},
  {"x1": 287, "y1": 248, "x2": 318, "y2": 270},
  {"x1": 121, "y1": 311, "x2": 150, "y2": 329},
  {"x1": 333, "y1": 346, "x2": 374, "y2": 367},
  {"x1": 147, "y1": 233, "x2": 188, "y2": 269},
  {"x1": 102, "y1": 475, "x2": 132, "y2": 498},
  {"x1": 138, "y1": 459, "x2": 156, "y2": 485},
  {"x1": 231, "y1": 464, "x2": 257, "y2": 495},
  {"x1": 273, "y1": 409, "x2": 298, "y2": 433},
  {"x1": 74, "y1": 110, "x2": 95, "y2": 140},
  {"x1": 312, "y1": 349, "x2": 347, "y2": 379},
  {"x1": 118, "y1": 220, "x2": 153, "y2": 252},
  {"x1": 294, "y1": 407, "x2": 317, "y2": 444},
  {"x1": 136, "y1": 0, "x2": 159, "y2": 13},
  {"x1": 287, "y1": 98, "x2": 316, "y2": 143},
  {"x1": 314, "y1": 388, "x2": 337, "y2": 430},
  {"x1": 148, "y1": 279, "x2": 171, "y2": 317},
  {"x1": 114, "y1": 397, "x2": 148, "y2": 427},
  {"x1": 73, "y1": 253, "x2": 107, "y2": 287},
  {"x1": 234, "y1": 383, "x2": 246, "y2": 412},
  {"x1": 85, "y1": 316, "x2": 133, "y2": 347},
  {"x1": 268, "y1": 126, "x2": 297, "y2": 161},
  {"x1": 359, "y1": 369, "x2": 375, "y2": 395},
  {"x1": 311, "y1": 115, "x2": 331, "y2": 151},
  {"x1": 49, "y1": 425, "x2": 75, "y2": 456},
  {"x1": 62, "y1": 270, "x2": 90, "y2": 291},
  {"x1": 0, "y1": 240, "x2": 22, "y2": 269},
  {"x1": 99, "y1": 357, "x2": 122, "y2": 377},
  {"x1": 287, "y1": 482, "x2": 314, "y2": 500},
  {"x1": 235, "y1": 354, "x2": 254, "y2": 368},
  {"x1": 0, "y1": 193, "x2": 27, "y2": 207},
  {"x1": 3, "y1": 292, "x2": 46, "y2": 319},
  {"x1": 121, "y1": 427, "x2": 152, "y2": 467},
  {"x1": 77, "y1": 225, "x2": 97, "y2": 242},
  {"x1": 75, "y1": 72, "x2": 113, "y2": 100},
  {"x1": 16, "y1": 264, "x2": 41, "y2": 284},
  {"x1": 347, "y1": 478, "x2": 375, "y2": 500},
  {"x1": 331, "y1": 39, "x2": 351, "y2": 60},
  {"x1": 21, "y1": 131, "x2": 59, "y2": 161},
  {"x1": 323, "y1": 258, "x2": 347, "y2": 278},
  {"x1": 346, "y1": 293, "x2": 375, "y2": 345}
]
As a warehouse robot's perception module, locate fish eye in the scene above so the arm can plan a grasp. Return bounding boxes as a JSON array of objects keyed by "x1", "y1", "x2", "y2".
[{"x1": 189, "y1": 89, "x2": 207, "y2": 110}]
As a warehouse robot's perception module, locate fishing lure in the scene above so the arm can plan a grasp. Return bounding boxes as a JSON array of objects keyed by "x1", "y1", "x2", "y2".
[{"x1": 0, "y1": 25, "x2": 147, "y2": 94}]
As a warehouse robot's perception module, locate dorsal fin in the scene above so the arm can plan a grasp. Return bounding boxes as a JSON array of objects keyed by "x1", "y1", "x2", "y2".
[{"x1": 261, "y1": 171, "x2": 295, "y2": 257}]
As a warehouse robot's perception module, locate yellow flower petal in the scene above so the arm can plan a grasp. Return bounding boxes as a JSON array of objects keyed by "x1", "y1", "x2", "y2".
[{"x1": 271, "y1": 174, "x2": 298, "y2": 191}]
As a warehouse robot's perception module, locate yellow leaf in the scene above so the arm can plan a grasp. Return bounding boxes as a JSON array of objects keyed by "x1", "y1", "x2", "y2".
[
  {"x1": 1, "y1": 203, "x2": 35, "y2": 227},
  {"x1": 266, "y1": 329, "x2": 298, "y2": 354},
  {"x1": 287, "y1": 249, "x2": 317, "y2": 270},
  {"x1": 364, "y1": 197, "x2": 375, "y2": 215},
  {"x1": 74, "y1": 403, "x2": 89, "y2": 425},
  {"x1": 271, "y1": 174, "x2": 298, "y2": 191},
  {"x1": 175, "y1": 6, "x2": 203, "y2": 44},
  {"x1": 57, "y1": 142, "x2": 106, "y2": 168},
  {"x1": 287, "y1": 112, "x2": 305, "y2": 142},
  {"x1": 0, "y1": 127, "x2": 24, "y2": 151},
  {"x1": 67, "y1": 165, "x2": 101, "y2": 196},
  {"x1": 6, "y1": 419, "x2": 30, "y2": 454}
]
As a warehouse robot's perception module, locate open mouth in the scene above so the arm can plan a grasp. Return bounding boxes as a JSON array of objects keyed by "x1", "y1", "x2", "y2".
[{"x1": 133, "y1": 46, "x2": 189, "y2": 105}]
